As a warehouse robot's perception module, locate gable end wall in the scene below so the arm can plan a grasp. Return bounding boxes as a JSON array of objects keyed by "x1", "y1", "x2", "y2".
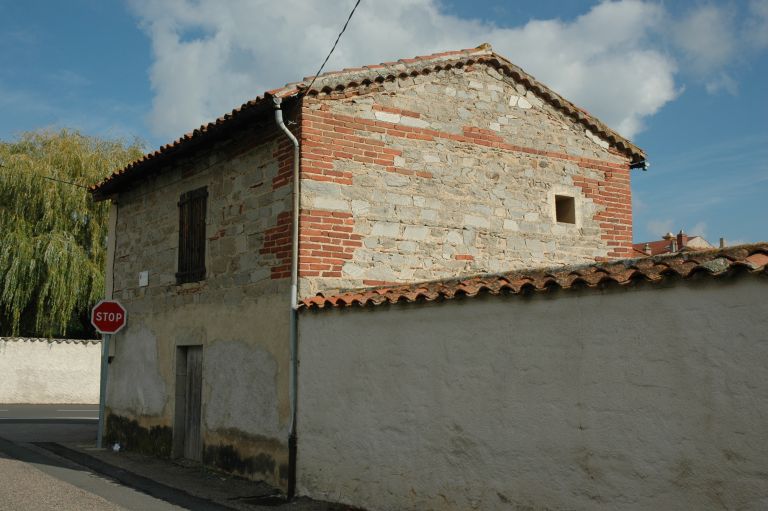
[{"x1": 296, "y1": 63, "x2": 633, "y2": 297}]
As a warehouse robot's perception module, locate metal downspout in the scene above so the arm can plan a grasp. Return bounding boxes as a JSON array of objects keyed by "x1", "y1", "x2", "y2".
[{"x1": 273, "y1": 96, "x2": 300, "y2": 499}]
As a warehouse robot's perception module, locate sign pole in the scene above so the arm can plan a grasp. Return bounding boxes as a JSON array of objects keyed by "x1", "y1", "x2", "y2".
[
  {"x1": 90, "y1": 299, "x2": 126, "y2": 449},
  {"x1": 96, "y1": 333, "x2": 111, "y2": 449}
]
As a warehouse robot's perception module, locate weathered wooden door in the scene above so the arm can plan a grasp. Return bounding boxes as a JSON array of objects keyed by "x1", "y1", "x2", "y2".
[{"x1": 183, "y1": 346, "x2": 203, "y2": 461}]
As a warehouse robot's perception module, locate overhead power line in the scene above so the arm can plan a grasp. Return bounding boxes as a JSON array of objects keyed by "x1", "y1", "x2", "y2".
[
  {"x1": 0, "y1": 161, "x2": 90, "y2": 189},
  {"x1": 303, "y1": 0, "x2": 362, "y2": 95}
]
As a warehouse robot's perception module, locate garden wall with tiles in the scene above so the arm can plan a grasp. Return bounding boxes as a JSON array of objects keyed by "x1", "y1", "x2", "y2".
[
  {"x1": 298, "y1": 62, "x2": 633, "y2": 296},
  {"x1": 297, "y1": 275, "x2": 768, "y2": 511},
  {"x1": 0, "y1": 337, "x2": 100, "y2": 404}
]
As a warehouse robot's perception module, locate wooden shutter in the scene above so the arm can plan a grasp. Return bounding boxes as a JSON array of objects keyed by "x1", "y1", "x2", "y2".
[{"x1": 176, "y1": 187, "x2": 207, "y2": 284}]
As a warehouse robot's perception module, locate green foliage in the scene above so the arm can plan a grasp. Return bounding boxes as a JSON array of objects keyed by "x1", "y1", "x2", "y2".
[{"x1": 0, "y1": 130, "x2": 143, "y2": 338}]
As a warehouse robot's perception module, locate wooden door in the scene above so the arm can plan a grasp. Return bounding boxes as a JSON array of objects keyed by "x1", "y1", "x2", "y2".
[{"x1": 183, "y1": 346, "x2": 203, "y2": 461}]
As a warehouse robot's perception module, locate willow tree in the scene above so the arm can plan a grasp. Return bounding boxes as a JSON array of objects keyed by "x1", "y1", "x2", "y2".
[{"x1": 0, "y1": 130, "x2": 143, "y2": 338}]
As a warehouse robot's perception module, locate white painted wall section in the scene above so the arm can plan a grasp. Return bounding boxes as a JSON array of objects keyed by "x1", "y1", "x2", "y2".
[
  {"x1": 0, "y1": 338, "x2": 101, "y2": 404},
  {"x1": 298, "y1": 277, "x2": 768, "y2": 511}
]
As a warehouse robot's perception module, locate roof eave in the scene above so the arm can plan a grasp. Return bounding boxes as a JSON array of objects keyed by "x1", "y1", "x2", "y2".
[
  {"x1": 483, "y1": 53, "x2": 645, "y2": 164},
  {"x1": 90, "y1": 92, "x2": 300, "y2": 201}
]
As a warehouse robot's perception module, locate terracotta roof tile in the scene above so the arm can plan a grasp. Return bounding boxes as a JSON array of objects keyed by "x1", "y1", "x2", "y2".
[
  {"x1": 300, "y1": 243, "x2": 768, "y2": 310},
  {"x1": 91, "y1": 44, "x2": 645, "y2": 199},
  {"x1": 1, "y1": 337, "x2": 100, "y2": 344}
]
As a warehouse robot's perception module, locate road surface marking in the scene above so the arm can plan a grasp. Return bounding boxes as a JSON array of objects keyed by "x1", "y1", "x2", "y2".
[
  {"x1": 56, "y1": 410, "x2": 98, "y2": 412},
  {"x1": 0, "y1": 417, "x2": 97, "y2": 420}
]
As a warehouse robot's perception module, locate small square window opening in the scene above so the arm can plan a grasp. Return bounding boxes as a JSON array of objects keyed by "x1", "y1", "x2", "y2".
[{"x1": 555, "y1": 195, "x2": 576, "y2": 224}]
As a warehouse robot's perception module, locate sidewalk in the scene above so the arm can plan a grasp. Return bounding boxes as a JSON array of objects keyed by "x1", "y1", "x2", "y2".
[{"x1": 39, "y1": 442, "x2": 363, "y2": 511}]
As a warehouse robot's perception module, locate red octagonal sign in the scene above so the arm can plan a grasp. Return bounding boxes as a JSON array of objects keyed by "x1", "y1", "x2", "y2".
[{"x1": 91, "y1": 300, "x2": 127, "y2": 334}]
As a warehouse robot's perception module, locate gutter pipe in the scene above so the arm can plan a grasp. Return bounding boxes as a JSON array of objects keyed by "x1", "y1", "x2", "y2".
[{"x1": 273, "y1": 95, "x2": 300, "y2": 499}]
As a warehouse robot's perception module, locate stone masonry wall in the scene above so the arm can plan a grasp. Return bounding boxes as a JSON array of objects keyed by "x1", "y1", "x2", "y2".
[
  {"x1": 108, "y1": 123, "x2": 297, "y2": 488},
  {"x1": 113, "y1": 126, "x2": 296, "y2": 295},
  {"x1": 297, "y1": 63, "x2": 633, "y2": 297}
]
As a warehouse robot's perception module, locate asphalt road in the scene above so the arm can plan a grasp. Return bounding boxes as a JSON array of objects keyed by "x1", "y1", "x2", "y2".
[
  {"x1": 0, "y1": 405, "x2": 185, "y2": 511},
  {"x1": 0, "y1": 403, "x2": 99, "y2": 422}
]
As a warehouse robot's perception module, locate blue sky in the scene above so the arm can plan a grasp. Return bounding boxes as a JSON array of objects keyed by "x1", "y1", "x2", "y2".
[{"x1": 1, "y1": 0, "x2": 766, "y2": 245}]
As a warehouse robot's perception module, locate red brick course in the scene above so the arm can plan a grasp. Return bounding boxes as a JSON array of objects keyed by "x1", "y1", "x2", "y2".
[
  {"x1": 302, "y1": 107, "x2": 439, "y2": 184},
  {"x1": 573, "y1": 168, "x2": 633, "y2": 259},
  {"x1": 260, "y1": 211, "x2": 293, "y2": 279},
  {"x1": 299, "y1": 209, "x2": 363, "y2": 278},
  {"x1": 303, "y1": 109, "x2": 629, "y2": 175},
  {"x1": 372, "y1": 104, "x2": 422, "y2": 119},
  {"x1": 272, "y1": 136, "x2": 296, "y2": 189},
  {"x1": 260, "y1": 209, "x2": 365, "y2": 279}
]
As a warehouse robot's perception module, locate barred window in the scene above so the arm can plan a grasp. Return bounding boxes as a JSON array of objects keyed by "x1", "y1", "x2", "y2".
[{"x1": 176, "y1": 187, "x2": 207, "y2": 284}]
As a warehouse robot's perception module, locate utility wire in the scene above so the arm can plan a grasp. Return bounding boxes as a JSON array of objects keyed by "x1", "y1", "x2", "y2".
[
  {"x1": 303, "y1": 0, "x2": 362, "y2": 96},
  {"x1": 0, "y1": 162, "x2": 90, "y2": 189}
]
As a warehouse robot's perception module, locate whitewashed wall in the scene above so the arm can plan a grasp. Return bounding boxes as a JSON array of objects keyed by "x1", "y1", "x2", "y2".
[
  {"x1": 298, "y1": 276, "x2": 768, "y2": 511},
  {"x1": 0, "y1": 338, "x2": 101, "y2": 404}
]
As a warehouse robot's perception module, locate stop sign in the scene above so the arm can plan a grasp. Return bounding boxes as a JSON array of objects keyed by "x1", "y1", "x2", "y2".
[{"x1": 91, "y1": 300, "x2": 127, "y2": 334}]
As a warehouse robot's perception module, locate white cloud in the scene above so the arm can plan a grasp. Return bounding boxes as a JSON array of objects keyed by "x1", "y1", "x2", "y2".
[
  {"x1": 747, "y1": 0, "x2": 768, "y2": 49},
  {"x1": 666, "y1": 3, "x2": 763, "y2": 95},
  {"x1": 129, "y1": 0, "x2": 686, "y2": 142},
  {"x1": 129, "y1": 0, "x2": 766, "y2": 143},
  {"x1": 671, "y1": 5, "x2": 736, "y2": 74},
  {"x1": 487, "y1": 1, "x2": 678, "y2": 140},
  {"x1": 705, "y1": 73, "x2": 738, "y2": 95},
  {"x1": 647, "y1": 219, "x2": 674, "y2": 238}
]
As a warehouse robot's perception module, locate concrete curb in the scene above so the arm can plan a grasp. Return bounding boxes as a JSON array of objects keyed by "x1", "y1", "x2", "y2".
[{"x1": 34, "y1": 442, "x2": 239, "y2": 511}]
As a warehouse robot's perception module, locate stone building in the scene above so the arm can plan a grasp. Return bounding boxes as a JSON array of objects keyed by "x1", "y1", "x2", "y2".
[{"x1": 90, "y1": 44, "x2": 646, "y2": 491}]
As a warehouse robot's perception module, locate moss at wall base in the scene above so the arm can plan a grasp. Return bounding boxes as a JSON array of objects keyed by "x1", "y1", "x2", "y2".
[
  {"x1": 106, "y1": 413, "x2": 172, "y2": 458},
  {"x1": 202, "y1": 428, "x2": 289, "y2": 489},
  {"x1": 203, "y1": 443, "x2": 276, "y2": 478},
  {"x1": 104, "y1": 415, "x2": 289, "y2": 490}
]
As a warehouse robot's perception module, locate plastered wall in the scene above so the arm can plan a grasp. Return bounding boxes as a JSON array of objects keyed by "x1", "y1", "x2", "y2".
[
  {"x1": 297, "y1": 276, "x2": 768, "y2": 510},
  {"x1": 0, "y1": 338, "x2": 100, "y2": 404}
]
